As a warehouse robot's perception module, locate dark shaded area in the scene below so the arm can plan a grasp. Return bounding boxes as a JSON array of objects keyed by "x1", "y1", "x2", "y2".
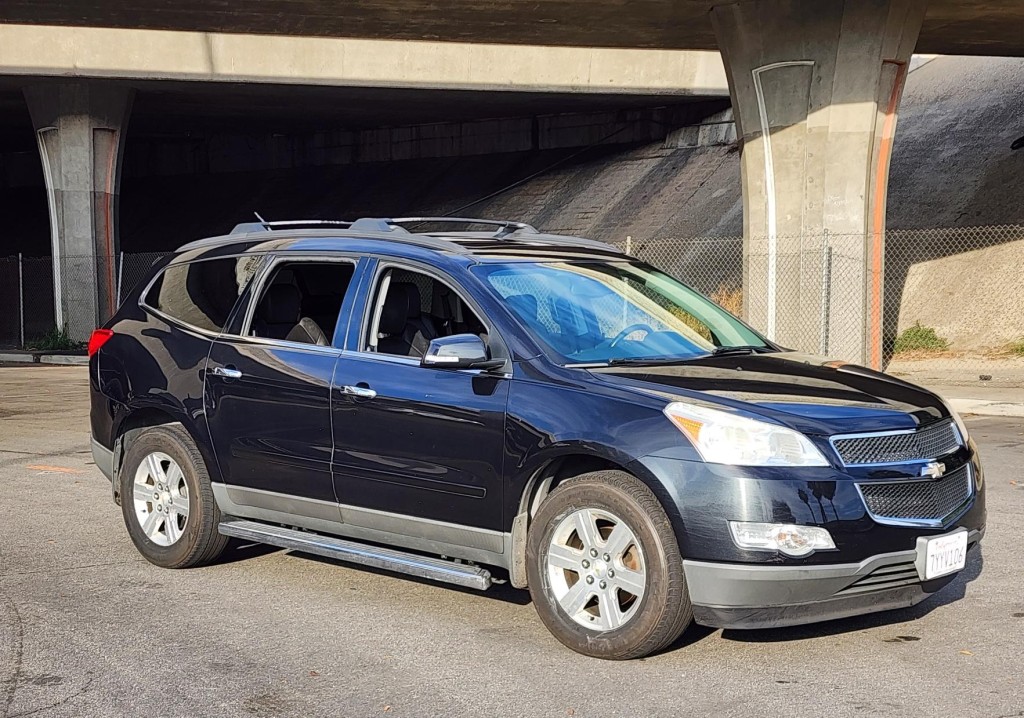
[
  {"x1": 118, "y1": 143, "x2": 639, "y2": 252},
  {"x1": 295, "y1": 552, "x2": 533, "y2": 606}
]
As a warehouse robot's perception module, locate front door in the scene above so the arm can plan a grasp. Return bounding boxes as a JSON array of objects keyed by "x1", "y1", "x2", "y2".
[
  {"x1": 331, "y1": 263, "x2": 510, "y2": 542},
  {"x1": 204, "y1": 256, "x2": 357, "y2": 516}
]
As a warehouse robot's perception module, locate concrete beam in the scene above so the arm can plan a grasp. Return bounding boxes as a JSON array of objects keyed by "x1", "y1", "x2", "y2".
[
  {"x1": 24, "y1": 83, "x2": 132, "y2": 340},
  {"x1": 0, "y1": 23, "x2": 728, "y2": 96},
  {"x1": 712, "y1": 0, "x2": 925, "y2": 367}
]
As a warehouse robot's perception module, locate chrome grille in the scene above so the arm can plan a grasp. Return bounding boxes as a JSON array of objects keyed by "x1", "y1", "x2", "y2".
[
  {"x1": 857, "y1": 465, "x2": 973, "y2": 526},
  {"x1": 832, "y1": 420, "x2": 961, "y2": 466}
]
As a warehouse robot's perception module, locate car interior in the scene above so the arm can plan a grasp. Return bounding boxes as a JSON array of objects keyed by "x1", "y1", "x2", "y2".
[
  {"x1": 250, "y1": 262, "x2": 355, "y2": 345},
  {"x1": 370, "y1": 268, "x2": 488, "y2": 357}
]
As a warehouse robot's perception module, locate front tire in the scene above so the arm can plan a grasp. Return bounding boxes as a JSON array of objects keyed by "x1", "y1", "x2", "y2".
[
  {"x1": 119, "y1": 423, "x2": 229, "y2": 568},
  {"x1": 526, "y1": 470, "x2": 692, "y2": 659}
]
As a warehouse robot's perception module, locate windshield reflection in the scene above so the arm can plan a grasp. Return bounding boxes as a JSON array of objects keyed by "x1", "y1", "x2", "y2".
[{"x1": 474, "y1": 260, "x2": 772, "y2": 365}]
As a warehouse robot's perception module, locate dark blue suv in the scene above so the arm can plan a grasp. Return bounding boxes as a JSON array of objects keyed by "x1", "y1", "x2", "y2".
[{"x1": 88, "y1": 217, "x2": 985, "y2": 659}]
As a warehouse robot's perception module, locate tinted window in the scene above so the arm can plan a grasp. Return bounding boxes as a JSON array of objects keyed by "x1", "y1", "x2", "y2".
[{"x1": 147, "y1": 257, "x2": 256, "y2": 333}]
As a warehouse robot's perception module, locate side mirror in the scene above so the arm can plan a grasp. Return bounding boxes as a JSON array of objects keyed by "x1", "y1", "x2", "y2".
[{"x1": 421, "y1": 334, "x2": 505, "y2": 371}]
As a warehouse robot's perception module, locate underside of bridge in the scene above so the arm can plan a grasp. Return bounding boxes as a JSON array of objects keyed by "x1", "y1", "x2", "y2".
[
  {"x1": 0, "y1": 75, "x2": 722, "y2": 341},
  {"x1": 1, "y1": 0, "x2": 1023, "y2": 56},
  {"x1": 1, "y1": 0, "x2": 1021, "y2": 365}
]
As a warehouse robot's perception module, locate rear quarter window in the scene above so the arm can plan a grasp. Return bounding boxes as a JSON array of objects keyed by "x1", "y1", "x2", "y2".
[{"x1": 145, "y1": 257, "x2": 258, "y2": 333}]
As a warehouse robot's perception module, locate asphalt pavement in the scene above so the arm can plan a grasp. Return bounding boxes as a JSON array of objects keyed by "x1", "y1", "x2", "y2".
[{"x1": 1, "y1": 365, "x2": 1022, "y2": 718}]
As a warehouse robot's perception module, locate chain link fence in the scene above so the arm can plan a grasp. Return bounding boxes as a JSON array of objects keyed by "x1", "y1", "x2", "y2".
[
  {"x1": 0, "y1": 252, "x2": 169, "y2": 349},
  {"x1": 2, "y1": 227, "x2": 1022, "y2": 387},
  {"x1": 618, "y1": 224, "x2": 1024, "y2": 387}
]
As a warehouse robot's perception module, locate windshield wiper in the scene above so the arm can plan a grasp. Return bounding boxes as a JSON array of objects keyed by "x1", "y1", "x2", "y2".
[
  {"x1": 710, "y1": 345, "x2": 774, "y2": 356},
  {"x1": 602, "y1": 346, "x2": 774, "y2": 366},
  {"x1": 605, "y1": 356, "x2": 699, "y2": 366}
]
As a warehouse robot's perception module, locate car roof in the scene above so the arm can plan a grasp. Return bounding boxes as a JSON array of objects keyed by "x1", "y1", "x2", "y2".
[{"x1": 174, "y1": 217, "x2": 630, "y2": 265}]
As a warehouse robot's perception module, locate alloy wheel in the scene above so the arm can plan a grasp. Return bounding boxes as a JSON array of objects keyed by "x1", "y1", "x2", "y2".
[
  {"x1": 545, "y1": 508, "x2": 647, "y2": 631},
  {"x1": 132, "y1": 451, "x2": 189, "y2": 547}
]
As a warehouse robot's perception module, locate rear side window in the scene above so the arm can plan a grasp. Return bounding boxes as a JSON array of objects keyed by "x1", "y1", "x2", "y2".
[
  {"x1": 145, "y1": 257, "x2": 256, "y2": 333},
  {"x1": 246, "y1": 260, "x2": 355, "y2": 345}
]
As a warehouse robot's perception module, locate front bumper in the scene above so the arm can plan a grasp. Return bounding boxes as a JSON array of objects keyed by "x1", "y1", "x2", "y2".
[{"x1": 684, "y1": 527, "x2": 983, "y2": 629}]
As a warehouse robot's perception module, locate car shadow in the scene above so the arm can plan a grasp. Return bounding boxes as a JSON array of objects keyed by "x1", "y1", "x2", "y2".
[
  {"x1": 213, "y1": 542, "x2": 986, "y2": 638},
  {"x1": 213, "y1": 538, "x2": 283, "y2": 564},
  {"x1": 719, "y1": 546, "x2": 985, "y2": 644},
  {"x1": 292, "y1": 551, "x2": 534, "y2": 606}
]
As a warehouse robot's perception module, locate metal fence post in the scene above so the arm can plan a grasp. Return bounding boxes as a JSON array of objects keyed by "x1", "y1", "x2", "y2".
[
  {"x1": 18, "y1": 253, "x2": 24, "y2": 348},
  {"x1": 819, "y1": 231, "x2": 832, "y2": 355}
]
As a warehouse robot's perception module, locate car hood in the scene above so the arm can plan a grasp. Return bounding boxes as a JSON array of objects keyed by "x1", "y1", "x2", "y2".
[{"x1": 587, "y1": 352, "x2": 948, "y2": 436}]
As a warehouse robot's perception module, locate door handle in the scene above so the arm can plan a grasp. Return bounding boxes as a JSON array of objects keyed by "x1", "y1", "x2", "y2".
[
  {"x1": 341, "y1": 384, "x2": 377, "y2": 399},
  {"x1": 212, "y1": 366, "x2": 243, "y2": 380}
]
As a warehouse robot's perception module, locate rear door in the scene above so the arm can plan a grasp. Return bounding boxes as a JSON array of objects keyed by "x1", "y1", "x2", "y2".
[{"x1": 204, "y1": 255, "x2": 359, "y2": 515}]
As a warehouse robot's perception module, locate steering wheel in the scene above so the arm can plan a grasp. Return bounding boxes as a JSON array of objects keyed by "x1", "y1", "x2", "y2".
[{"x1": 609, "y1": 323, "x2": 656, "y2": 348}]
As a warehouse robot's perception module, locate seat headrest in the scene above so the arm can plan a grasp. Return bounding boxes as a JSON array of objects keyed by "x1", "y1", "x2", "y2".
[
  {"x1": 379, "y1": 285, "x2": 409, "y2": 336},
  {"x1": 392, "y1": 282, "x2": 422, "y2": 318},
  {"x1": 259, "y1": 284, "x2": 301, "y2": 325},
  {"x1": 506, "y1": 294, "x2": 539, "y2": 323},
  {"x1": 431, "y1": 282, "x2": 465, "y2": 324}
]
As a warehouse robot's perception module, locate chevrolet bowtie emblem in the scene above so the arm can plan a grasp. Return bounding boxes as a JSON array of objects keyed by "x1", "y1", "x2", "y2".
[{"x1": 921, "y1": 461, "x2": 946, "y2": 479}]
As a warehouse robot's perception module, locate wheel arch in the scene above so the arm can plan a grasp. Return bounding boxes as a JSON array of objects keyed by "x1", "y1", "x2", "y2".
[
  {"x1": 111, "y1": 405, "x2": 220, "y2": 504},
  {"x1": 506, "y1": 447, "x2": 682, "y2": 589}
]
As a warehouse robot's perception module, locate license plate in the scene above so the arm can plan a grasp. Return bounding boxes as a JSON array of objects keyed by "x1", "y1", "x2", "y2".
[{"x1": 918, "y1": 530, "x2": 968, "y2": 580}]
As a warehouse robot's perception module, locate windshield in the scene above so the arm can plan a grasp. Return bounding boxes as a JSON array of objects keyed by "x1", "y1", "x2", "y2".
[{"x1": 473, "y1": 260, "x2": 772, "y2": 365}]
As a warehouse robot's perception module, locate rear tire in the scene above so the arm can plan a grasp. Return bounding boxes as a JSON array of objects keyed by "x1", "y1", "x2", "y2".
[
  {"x1": 526, "y1": 470, "x2": 692, "y2": 659},
  {"x1": 119, "y1": 423, "x2": 229, "y2": 568}
]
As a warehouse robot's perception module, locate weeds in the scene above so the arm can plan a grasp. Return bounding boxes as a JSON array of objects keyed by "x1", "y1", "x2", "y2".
[
  {"x1": 1004, "y1": 338, "x2": 1024, "y2": 356},
  {"x1": 25, "y1": 324, "x2": 84, "y2": 352},
  {"x1": 893, "y1": 322, "x2": 949, "y2": 354}
]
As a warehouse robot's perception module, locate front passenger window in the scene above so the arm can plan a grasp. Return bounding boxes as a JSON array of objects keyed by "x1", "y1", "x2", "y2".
[
  {"x1": 249, "y1": 261, "x2": 354, "y2": 346},
  {"x1": 366, "y1": 268, "x2": 487, "y2": 358}
]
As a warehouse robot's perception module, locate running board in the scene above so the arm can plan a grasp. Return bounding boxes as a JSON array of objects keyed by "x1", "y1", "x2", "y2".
[{"x1": 218, "y1": 518, "x2": 493, "y2": 590}]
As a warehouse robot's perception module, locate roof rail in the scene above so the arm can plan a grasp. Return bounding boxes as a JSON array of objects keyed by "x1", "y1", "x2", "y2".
[
  {"x1": 230, "y1": 219, "x2": 353, "y2": 234},
  {"x1": 349, "y1": 218, "x2": 410, "y2": 234},
  {"x1": 179, "y1": 215, "x2": 620, "y2": 256},
  {"x1": 389, "y1": 217, "x2": 538, "y2": 237}
]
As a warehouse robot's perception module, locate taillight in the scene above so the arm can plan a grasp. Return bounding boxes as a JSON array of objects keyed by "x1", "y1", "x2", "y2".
[{"x1": 87, "y1": 328, "x2": 114, "y2": 357}]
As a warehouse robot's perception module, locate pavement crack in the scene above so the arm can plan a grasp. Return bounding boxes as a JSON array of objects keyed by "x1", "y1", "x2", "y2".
[
  {"x1": 6, "y1": 676, "x2": 94, "y2": 718},
  {"x1": 0, "y1": 447, "x2": 92, "y2": 471},
  {"x1": 0, "y1": 559, "x2": 145, "y2": 579},
  {"x1": 0, "y1": 590, "x2": 25, "y2": 718}
]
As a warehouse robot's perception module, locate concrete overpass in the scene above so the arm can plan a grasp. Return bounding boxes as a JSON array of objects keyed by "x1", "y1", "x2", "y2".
[
  {"x1": 3, "y1": 1, "x2": 1023, "y2": 55},
  {"x1": 3, "y1": 0, "x2": 1023, "y2": 365}
]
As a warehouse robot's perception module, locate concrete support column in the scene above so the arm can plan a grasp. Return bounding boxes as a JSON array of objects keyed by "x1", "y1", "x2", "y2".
[
  {"x1": 711, "y1": 0, "x2": 925, "y2": 366},
  {"x1": 23, "y1": 83, "x2": 133, "y2": 340}
]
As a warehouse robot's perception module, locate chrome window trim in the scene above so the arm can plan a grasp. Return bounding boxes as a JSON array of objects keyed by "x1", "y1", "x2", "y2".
[
  {"x1": 854, "y1": 464, "x2": 975, "y2": 529},
  {"x1": 215, "y1": 333, "x2": 344, "y2": 356},
  {"x1": 239, "y1": 254, "x2": 359, "y2": 345},
  {"x1": 829, "y1": 419, "x2": 962, "y2": 467}
]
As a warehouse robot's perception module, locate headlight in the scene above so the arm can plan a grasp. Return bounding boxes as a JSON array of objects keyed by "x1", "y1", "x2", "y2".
[
  {"x1": 663, "y1": 402, "x2": 829, "y2": 467},
  {"x1": 729, "y1": 521, "x2": 836, "y2": 557}
]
